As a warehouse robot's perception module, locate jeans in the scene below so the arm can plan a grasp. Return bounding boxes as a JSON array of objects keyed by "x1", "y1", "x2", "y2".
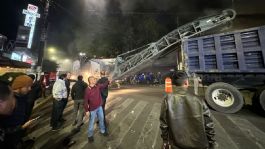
[
  {"x1": 101, "y1": 97, "x2": 107, "y2": 128},
  {"x1": 50, "y1": 99, "x2": 64, "y2": 128},
  {"x1": 73, "y1": 100, "x2": 84, "y2": 127},
  {"x1": 87, "y1": 106, "x2": 105, "y2": 137}
]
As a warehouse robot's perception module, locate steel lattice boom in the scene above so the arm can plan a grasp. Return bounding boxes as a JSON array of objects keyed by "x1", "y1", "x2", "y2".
[{"x1": 111, "y1": 9, "x2": 236, "y2": 80}]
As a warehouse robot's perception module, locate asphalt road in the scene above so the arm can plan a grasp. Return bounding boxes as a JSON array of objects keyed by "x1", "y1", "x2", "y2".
[{"x1": 29, "y1": 86, "x2": 265, "y2": 149}]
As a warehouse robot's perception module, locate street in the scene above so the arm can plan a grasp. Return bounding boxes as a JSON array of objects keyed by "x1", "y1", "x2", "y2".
[{"x1": 29, "y1": 86, "x2": 265, "y2": 149}]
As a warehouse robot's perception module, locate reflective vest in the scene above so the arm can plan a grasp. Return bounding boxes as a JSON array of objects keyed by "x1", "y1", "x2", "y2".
[{"x1": 165, "y1": 77, "x2": 173, "y2": 93}]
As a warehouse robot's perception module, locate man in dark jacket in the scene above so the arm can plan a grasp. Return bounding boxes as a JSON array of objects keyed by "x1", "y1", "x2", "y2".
[
  {"x1": 160, "y1": 71, "x2": 215, "y2": 149},
  {"x1": 0, "y1": 81, "x2": 16, "y2": 116},
  {"x1": 97, "y1": 71, "x2": 109, "y2": 127},
  {"x1": 0, "y1": 81, "x2": 16, "y2": 147},
  {"x1": 71, "y1": 75, "x2": 87, "y2": 129},
  {"x1": 26, "y1": 74, "x2": 42, "y2": 121},
  {"x1": 0, "y1": 75, "x2": 35, "y2": 149}
]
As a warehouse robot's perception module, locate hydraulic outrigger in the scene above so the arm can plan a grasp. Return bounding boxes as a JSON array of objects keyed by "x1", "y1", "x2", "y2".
[{"x1": 111, "y1": 9, "x2": 236, "y2": 80}]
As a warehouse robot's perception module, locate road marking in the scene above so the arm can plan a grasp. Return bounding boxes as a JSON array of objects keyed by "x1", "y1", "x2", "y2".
[
  {"x1": 28, "y1": 101, "x2": 74, "y2": 139},
  {"x1": 228, "y1": 116, "x2": 265, "y2": 149},
  {"x1": 33, "y1": 124, "x2": 73, "y2": 148},
  {"x1": 106, "y1": 98, "x2": 135, "y2": 121},
  {"x1": 73, "y1": 97, "x2": 135, "y2": 149},
  {"x1": 212, "y1": 116, "x2": 239, "y2": 149},
  {"x1": 135, "y1": 103, "x2": 161, "y2": 149},
  {"x1": 105, "y1": 97, "x2": 122, "y2": 109},
  {"x1": 107, "y1": 101, "x2": 148, "y2": 148}
]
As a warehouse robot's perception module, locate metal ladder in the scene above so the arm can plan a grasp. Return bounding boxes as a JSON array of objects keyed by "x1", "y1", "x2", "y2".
[{"x1": 111, "y1": 9, "x2": 236, "y2": 80}]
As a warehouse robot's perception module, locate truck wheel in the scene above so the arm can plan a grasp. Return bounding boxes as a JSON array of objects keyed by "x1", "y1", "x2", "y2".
[
  {"x1": 205, "y1": 82, "x2": 244, "y2": 113},
  {"x1": 259, "y1": 90, "x2": 265, "y2": 111}
]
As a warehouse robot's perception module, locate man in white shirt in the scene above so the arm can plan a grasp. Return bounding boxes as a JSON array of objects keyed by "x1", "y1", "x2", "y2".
[{"x1": 50, "y1": 74, "x2": 67, "y2": 131}]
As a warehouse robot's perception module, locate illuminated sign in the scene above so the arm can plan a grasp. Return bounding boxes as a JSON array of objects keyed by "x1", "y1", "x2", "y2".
[
  {"x1": 11, "y1": 52, "x2": 21, "y2": 61},
  {"x1": 23, "y1": 4, "x2": 40, "y2": 49}
]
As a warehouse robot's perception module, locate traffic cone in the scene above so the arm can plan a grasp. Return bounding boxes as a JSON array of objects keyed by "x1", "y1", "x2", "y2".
[{"x1": 165, "y1": 77, "x2": 173, "y2": 93}]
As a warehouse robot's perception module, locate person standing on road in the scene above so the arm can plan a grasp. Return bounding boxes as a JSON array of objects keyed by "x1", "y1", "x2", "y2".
[
  {"x1": 71, "y1": 75, "x2": 87, "y2": 130},
  {"x1": 193, "y1": 73, "x2": 202, "y2": 95},
  {"x1": 51, "y1": 74, "x2": 67, "y2": 131},
  {"x1": 26, "y1": 74, "x2": 42, "y2": 121},
  {"x1": 97, "y1": 71, "x2": 109, "y2": 128},
  {"x1": 61, "y1": 72, "x2": 71, "y2": 122},
  {"x1": 84, "y1": 76, "x2": 109, "y2": 143},
  {"x1": 157, "y1": 72, "x2": 162, "y2": 85},
  {"x1": 0, "y1": 81, "x2": 16, "y2": 116},
  {"x1": 160, "y1": 71, "x2": 216, "y2": 149},
  {"x1": 0, "y1": 81, "x2": 16, "y2": 148},
  {"x1": 0, "y1": 74, "x2": 35, "y2": 148}
]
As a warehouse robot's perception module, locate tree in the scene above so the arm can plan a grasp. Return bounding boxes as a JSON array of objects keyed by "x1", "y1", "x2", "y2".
[{"x1": 42, "y1": 59, "x2": 58, "y2": 72}]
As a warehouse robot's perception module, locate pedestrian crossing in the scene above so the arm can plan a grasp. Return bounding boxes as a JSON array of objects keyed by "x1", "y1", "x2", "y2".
[{"x1": 29, "y1": 90, "x2": 265, "y2": 149}]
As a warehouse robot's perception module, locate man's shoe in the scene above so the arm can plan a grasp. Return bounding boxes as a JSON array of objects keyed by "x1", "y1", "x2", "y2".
[
  {"x1": 88, "y1": 136, "x2": 94, "y2": 142},
  {"x1": 101, "y1": 131, "x2": 109, "y2": 136}
]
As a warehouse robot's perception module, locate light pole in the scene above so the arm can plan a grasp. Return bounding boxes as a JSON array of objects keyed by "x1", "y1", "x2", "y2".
[{"x1": 37, "y1": 0, "x2": 50, "y2": 72}]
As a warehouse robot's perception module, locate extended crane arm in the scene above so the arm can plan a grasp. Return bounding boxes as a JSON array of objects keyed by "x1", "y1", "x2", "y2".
[{"x1": 111, "y1": 9, "x2": 236, "y2": 80}]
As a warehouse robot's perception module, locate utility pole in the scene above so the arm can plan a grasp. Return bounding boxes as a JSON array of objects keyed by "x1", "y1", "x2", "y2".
[{"x1": 37, "y1": 0, "x2": 49, "y2": 73}]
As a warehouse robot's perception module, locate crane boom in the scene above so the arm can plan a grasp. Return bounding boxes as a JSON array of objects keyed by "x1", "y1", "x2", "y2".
[{"x1": 111, "y1": 9, "x2": 236, "y2": 80}]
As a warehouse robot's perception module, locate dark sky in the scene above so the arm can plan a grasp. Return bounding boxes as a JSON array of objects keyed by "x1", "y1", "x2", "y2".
[{"x1": 1, "y1": 0, "x2": 265, "y2": 58}]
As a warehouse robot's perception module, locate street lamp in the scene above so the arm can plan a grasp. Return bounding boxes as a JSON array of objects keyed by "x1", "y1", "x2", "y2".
[
  {"x1": 79, "y1": 52, "x2": 86, "y2": 56},
  {"x1": 51, "y1": 56, "x2": 56, "y2": 61},
  {"x1": 79, "y1": 52, "x2": 86, "y2": 68},
  {"x1": 48, "y1": 47, "x2": 56, "y2": 53}
]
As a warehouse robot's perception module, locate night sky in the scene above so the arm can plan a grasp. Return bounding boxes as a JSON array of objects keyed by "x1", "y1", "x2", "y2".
[{"x1": 1, "y1": 0, "x2": 265, "y2": 58}]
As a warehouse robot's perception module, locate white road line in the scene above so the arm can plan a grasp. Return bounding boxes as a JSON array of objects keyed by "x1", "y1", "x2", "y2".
[
  {"x1": 107, "y1": 101, "x2": 148, "y2": 149},
  {"x1": 228, "y1": 116, "x2": 265, "y2": 149},
  {"x1": 28, "y1": 102, "x2": 74, "y2": 139},
  {"x1": 105, "y1": 97, "x2": 122, "y2": 109},
  {"x1": 34, "y1": 125, "x2": 72, "y2": 148},
  {"x1": 74, "y1": 97, "x2": 134, "y2": 149},
  {"x1": 106, "y1": 98, "x2": 134, "y2": 122},
  {"x1": 135, "y1": 103, "x2": 161, "y2": 149},
  {"x1": 212, "y1": 117, "x2": 239, "y2": 149}
]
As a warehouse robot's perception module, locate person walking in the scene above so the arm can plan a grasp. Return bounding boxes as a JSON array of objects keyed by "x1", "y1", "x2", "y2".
[
  {"x1": 97, "y1": 71, "x2": 109, "y2": 128},
  {"x1": 51, "y1": 74, "x2": 67, "y2": 131},
  {"x1": 84, "y1": 76, "x2": 109, "y2": 143},
  {"x1": 160, "y1": 71, "x2": 216, "y2": 149},
  {"x1": 71, "y1": 75, "x2": 87, "y2": 130}
]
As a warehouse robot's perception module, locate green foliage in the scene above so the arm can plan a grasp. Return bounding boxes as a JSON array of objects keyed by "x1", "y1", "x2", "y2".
[{"x1": 73, "y1": 13, "x2": 172, "y2": 58}]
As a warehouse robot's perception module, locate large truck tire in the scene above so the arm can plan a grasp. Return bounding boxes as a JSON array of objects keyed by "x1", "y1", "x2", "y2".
[
  {"x1": 253, "y1": 88, "x2": 265, "y2": 114},
  {"x1": 205, "y1": 82, "x2": 244, "y2": 113},
  {"x1": 259, "y1": 90, "x2": 265, "y2": 111}
]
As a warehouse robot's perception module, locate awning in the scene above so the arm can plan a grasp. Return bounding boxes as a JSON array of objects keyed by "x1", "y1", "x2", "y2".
[{"x1": 0, "y1": 56, "x2": 31, "y2": 68}]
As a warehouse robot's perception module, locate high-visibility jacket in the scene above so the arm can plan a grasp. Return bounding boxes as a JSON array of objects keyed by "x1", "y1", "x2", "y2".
[{"x1": 165, "y1": 77, "x2": 173, "y2": 93}]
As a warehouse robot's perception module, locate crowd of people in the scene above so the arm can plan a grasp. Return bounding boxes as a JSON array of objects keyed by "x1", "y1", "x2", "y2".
[
  {"x1": 123, "y1": 72, "x2": 163, "y2": 85},
  {"x1": 0, "y1": 70, "x2": 216, "y2": 149},
  {"x1": 50, "y1": 71, "x2": 109, "y2": 143}
]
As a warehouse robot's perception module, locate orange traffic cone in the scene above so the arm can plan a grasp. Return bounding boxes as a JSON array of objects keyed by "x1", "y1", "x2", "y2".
[{"x1": 165, "y1": 77, "x2": 173, "y2": 93}]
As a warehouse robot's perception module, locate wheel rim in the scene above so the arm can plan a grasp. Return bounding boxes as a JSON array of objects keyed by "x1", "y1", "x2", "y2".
[{"x1": 212, "y1": 89, "x2": 235, "y2": 107}]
